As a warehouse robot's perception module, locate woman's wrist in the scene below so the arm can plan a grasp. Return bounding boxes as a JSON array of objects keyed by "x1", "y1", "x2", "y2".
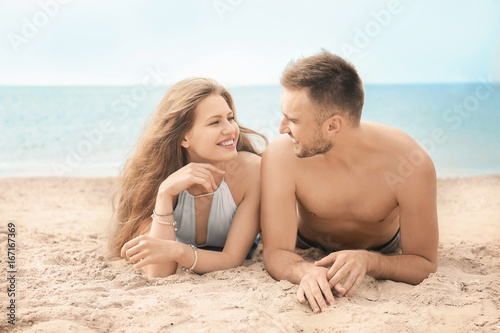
[
  {"x1": 157, "y1": 186, "x2": 174, "y2": 200},
  {"x1": 159, "y1": 240, "x2": 185, "y2": 264},
  {"x1": 177, "y1": 243, "x2": 197, "y2": 268},
  {"x1": 155, "y1": 191, "x2": 174, "y2": 214},
  {"x1": 174, "y1": 242, "x2": 189, "y2": 264}
]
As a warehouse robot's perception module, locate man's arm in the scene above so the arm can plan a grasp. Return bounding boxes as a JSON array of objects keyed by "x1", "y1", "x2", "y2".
[
  {"x1": 261, "y1": 137, "x2": 303, "y2": 281},
  {"x1": 367, "y1": 151, "x2": 438, "y2": 282},
  {"x1": 261, "y1": 137, "x2": 335, "y2": 313}
]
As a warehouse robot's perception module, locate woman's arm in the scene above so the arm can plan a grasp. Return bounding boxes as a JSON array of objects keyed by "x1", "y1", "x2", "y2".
[
  {"x1": 122, "y1": 169, "x2": 261, "y2": 274},
  {"x1": 192, "y1": 160, "x2": 261, "y2": 273},
  {"x1": 177, "y1": 154, "x2": 262, "y2": 273},
  {"x1": 144, "y1": 191, "x2": 178, "y2": 277},
  {"x1": 121, "y1": 163, "x2": 225, "y2": 277},
  {"x1": 121, "y1": 158, "x2": 260, "y2": 275}
]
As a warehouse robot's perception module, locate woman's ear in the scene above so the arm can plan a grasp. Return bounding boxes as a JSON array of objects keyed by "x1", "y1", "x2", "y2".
[
  {"x1": 324, "y1": 115, "x2": 343, "y2": 138},
  {"x1": 180, "y1": 138, "x2": 189, "y2": 149}
]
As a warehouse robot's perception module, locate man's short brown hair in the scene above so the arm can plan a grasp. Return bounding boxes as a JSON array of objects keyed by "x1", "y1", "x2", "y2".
[{"x1": 281, "y1": 50, "x2": 364, "y2": 126}]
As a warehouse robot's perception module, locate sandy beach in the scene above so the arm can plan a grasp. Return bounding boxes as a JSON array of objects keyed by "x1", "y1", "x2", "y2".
[{"x1": 1, "y1": 175, "x2": 499, "y2": 332}]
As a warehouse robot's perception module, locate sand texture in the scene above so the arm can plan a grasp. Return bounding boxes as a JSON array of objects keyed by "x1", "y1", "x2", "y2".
[{"x1": 1, "y1": 176, "x2": 499, "y2": 332}]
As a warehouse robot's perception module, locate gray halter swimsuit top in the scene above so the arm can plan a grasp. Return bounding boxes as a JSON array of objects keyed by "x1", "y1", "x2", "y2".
[{"x1": 173, "y1": 179, "x2": 237, "y2": 248}]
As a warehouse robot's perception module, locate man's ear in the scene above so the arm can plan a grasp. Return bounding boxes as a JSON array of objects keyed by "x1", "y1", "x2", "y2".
[{"x1": 324, "y1": 115, "x2": 343, "y2": 138}]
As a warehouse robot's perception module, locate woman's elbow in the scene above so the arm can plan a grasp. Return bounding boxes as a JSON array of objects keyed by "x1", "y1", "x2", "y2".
[
  {"x1": 222, "y1": 251, "x2": 247, "y2": 270},
  {"x1": 229, "y1": 256, "x2": 246, "y2": 269},
  {"x1": 142, "y1": 265, "x2": 176, "y2": 278}
]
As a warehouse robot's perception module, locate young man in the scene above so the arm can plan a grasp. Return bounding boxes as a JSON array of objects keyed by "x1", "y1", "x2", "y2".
[{"x1": 261, "y1": 51, "x2": 438, "y2": 314}]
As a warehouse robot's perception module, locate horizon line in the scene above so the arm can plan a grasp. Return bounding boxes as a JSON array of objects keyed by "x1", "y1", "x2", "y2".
[{"x1": 0, "y1": 81, "x2": 499, "y2": 88}]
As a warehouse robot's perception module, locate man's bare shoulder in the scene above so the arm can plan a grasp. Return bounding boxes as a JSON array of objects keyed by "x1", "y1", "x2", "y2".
[
  {"x1": 365, "y1": 121, "x2": 415, "y2": 145},
  {"x1": 366, "y1": 122, "x2": 427, "y2": 155},
  {"x1": 366, "y1": 122, "x2": 437, "y2": 187},
  {"x1": 261, "y1": 136, "x2": 299, "y2": 188}
]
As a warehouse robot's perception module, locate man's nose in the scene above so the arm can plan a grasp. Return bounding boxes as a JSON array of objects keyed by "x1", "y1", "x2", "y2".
[{"x1": 278, "y1": 117, "x2": 289, "y2": 134}]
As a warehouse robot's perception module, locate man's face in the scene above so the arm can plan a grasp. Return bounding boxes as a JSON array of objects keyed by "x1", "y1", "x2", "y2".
[{"x1": 279, "y1": 88, "x2": 333, "y2": 158}]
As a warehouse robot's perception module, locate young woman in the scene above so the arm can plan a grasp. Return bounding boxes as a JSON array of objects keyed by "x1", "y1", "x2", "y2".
[{"x1": 109, "y1": 78, "x2": 267, "y2": 278}]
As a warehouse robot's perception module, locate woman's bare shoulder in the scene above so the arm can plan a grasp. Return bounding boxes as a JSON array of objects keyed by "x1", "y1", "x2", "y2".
[
  {"x1": 224, "y1": 152, "x2": 261, "y2": 203},
  {"x1": 238, "y1": 150, "x2": 261, "y2": 165},
  {"x1": 233, "y1": 151, "x2": 261, "y2": 179}
]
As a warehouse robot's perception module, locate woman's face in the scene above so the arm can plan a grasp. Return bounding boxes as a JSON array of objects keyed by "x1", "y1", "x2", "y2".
[{"x1": 182, "y1": 94, "x2": 240, "y2": 163}]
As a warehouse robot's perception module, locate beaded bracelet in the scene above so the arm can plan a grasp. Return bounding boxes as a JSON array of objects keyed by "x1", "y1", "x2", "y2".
[
  {"x1": 181, "y1": 244, "x2": 198, "y2": 274},
  {"x1": 150, "y1": 214, "x2": 178, "y2": 231},
  {"x1": 153, "y1": 209, "x2": 174, "y2": 216}
]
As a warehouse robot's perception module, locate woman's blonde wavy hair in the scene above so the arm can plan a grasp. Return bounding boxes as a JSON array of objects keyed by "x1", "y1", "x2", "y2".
[{"x1": 109, "y1": 78, "x2": 268, "y2": 258}]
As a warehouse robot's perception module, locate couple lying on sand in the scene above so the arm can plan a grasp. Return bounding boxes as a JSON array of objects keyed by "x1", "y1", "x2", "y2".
[{"x1": 109, "y1": 50, "x2": 438, "y2": 314}]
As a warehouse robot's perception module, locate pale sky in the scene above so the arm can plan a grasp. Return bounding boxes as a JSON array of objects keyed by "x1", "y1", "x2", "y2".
[{"x1": 0, "y1": 0, "x2": 499, "y2": 86}]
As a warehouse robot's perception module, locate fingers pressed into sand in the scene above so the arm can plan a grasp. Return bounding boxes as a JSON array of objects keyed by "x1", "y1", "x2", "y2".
[
  {"x1": 346, "y1": 275, "x2": 364, "y2": 297},
  {"x1": 340, "y1": 271, "x2": 359, "y2": 296},
  {"x1": 329, "y1": 268, "x2": 350, "y2": 297},
  {"x1": 297, "y1": 286, "x2": 306, "y2": 304},
  {"x1": 121, "y1": 236, "x2": 141, "y2": 257},
  {"x1": 327, "y1": 256, "x2": 346, "y2": 282},
  {"x1": 334, "y1": 283, "x2": 346, "y2": 297},
  {"x1": 318, "y1": 277, "x2": 335, "y2": 306},
  {"x1": 310, "y1": 282, "x2": 328, "y2": 313},
  {"x1": 133, "y1": 255, "x2": 150, "y2": 269},
  {"x1": 128, "y1": 251, "x2": 144, "y2": 265},
  {"x1": 302, "y1": 287, "x2": 321, "y2": 314}
]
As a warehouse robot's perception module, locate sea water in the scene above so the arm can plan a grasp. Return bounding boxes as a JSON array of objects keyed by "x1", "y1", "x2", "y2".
[{"x1": 0, "y1": 83, "x2": 499, "y2": 178}]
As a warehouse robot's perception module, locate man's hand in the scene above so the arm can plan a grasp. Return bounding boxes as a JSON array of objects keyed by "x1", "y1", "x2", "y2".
[
  {"x1": 314, "y1": 250, "x2": 371, "y2": 298},
  {"x1": 296, "y1": 266, "x2": 344, "y2": 313}
]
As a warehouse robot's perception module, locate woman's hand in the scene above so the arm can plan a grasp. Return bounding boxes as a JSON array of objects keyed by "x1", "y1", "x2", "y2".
[
  {"x1": 158, "y1": 163, "x2": 226, "y2": 198},
  {"x1": 121, "y1": 234, "x2": 182, "y2": 269}
]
